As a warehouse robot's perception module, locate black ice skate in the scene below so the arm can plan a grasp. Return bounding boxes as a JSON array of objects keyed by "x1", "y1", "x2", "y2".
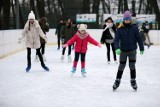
[
  {"x1": 131, "y1": 79, "x2": 138, "y2": 90},
  {"x1": 113, "y1": 79, "x2": 121, "y2": 91}
]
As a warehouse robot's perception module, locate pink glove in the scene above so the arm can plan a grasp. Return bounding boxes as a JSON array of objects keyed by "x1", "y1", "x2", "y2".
[{"x1": 62, "y1": 44, "x2": 68, "y2": 48}]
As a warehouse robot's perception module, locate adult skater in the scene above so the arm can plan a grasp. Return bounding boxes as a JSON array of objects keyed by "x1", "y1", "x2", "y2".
[
  {"x1": 113, "y1": 11, "x2": 144, "y2": 90},
  {"x1": 100, "y1": 17, "x2": 117, "y2": 64},
  {"x1": 18, "y1": 11, "x2": 49, "y2": 72},
  {"x1": 142, "y1": 21, "x2": 153, "y2": 45},
  {"x1": 55, "y1": 19, "x2": 64, "y2": 50},
  {"x1": 63, "y1": 24, "x2": 101, "y2": 77},
  {"x1": 35, "y1": 17, "x2": 49, "y2": 62},
  {"x1": 60, "y1": 18, "x2": 74, "y2": 62}
]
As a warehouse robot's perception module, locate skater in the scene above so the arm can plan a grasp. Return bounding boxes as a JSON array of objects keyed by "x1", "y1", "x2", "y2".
[
  {"x1": 100, "y1": 17, "x2": 117, "y2": 64},
  {"x1": 142, "y1": 21, "x2": 153, "y2": 45},
  {"x1": 55, "y1": 19, "x2": 64, "y2": 50},
  {"x1": 35, "y1": 17, "x2": 49, "y2": 62},
  {"x1": 63, "y1": 24, "x2": 101, "y2": 77},
  {"x1": 113, "y1": 11, "x2": 144, "y2": 90},
  {"x1": 60, "y1": 18, "x2": 74, "y2": 62},
  {"x1": 18, "y1": 11, "x2": 49, "y2": 72}
]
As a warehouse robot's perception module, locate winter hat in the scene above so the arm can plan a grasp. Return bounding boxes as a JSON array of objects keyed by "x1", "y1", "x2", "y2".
[
  {"x1": 123, "y1": 11, "x2": 132, "y2": 21},
  {"x1": 28, "y1": 11, "x2": 35, "y2": 20},
  {"x1": 77, "y1": 24, "x2": 87, "y2": 31}
]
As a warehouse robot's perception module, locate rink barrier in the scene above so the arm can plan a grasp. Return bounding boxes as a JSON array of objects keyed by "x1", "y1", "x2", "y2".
[{"x1": 0, "y1": 29, "x2": 160, "y2": 59}]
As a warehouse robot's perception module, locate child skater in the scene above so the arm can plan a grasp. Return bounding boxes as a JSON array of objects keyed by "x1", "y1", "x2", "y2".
[{"x1": 63, "y1": 24, "x2": 101, "y2": 77}]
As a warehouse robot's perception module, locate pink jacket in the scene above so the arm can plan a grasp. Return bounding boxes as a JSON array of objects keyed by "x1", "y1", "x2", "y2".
[{"x1": 66, "y1": 31, "x2": 99, "y2": 53}]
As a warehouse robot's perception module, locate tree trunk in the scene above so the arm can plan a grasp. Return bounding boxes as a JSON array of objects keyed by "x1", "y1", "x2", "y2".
[
  {"x1": 36, "y1": 0, "x2": 45, "y2": 18},
  {"x1": 138, "y1": 0, "x2": 143, "y2": 14},
  {"x1": 102, "y1": 0, "x2": 110, "y2": 14},
  {"x1": 57, "y1": 0, "x2": 66, "y2": 18},
  {"x1": 150, "y1": 0, "x2": 160, "y2": 29},
  {"x1": 118, "y1": 0, "x2": 122, "y2": 14},
  {"x1": 30, "y1": 0, "x2": 35, "y2": 13},
  {"x1": 3, "y1": 0, "x2": 10, "y2": 29},
  {"x1": 82, "y1": 0, "x2": 90, "y2": 13},
  {"x1": 124, "y1": 0, "x2": 129, "y2": 11},
  {"x1": 92, "y1": 0, "x2": 100, "y2": 28}
]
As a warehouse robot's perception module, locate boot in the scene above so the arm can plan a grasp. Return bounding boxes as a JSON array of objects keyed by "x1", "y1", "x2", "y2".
[
  {"x1": 68, "y1": 55, "x2": 72, "y2": 62},
  {"x1": 81, "y1": 68, "x2": 86, "y2": 77},
  {"x1": 26, "y1": 65, "x2": 31, "y2": 72},
  {"x1": 43, "y1": 54, "x2": 46, "y2": 61},
  {"x1": 34, "y1": 55, "x2": 39, "y2": 62},
  {"x1": 71, "y1": 67, "x2": 76, "y2": 76},
  {"x1": 113, "y1": 79, "x2": 121, "y2": 90},
  {"x1": 42, "y1": 65, "x2": 49, "y2": 71},
  {"x1": 131, "y1": 79, "x2": 138, "y2": 90}
]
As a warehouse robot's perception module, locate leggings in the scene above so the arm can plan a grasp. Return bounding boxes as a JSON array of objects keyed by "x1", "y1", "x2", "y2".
[
  {"x1": 73, "y1": 52, "x2": 86, "y2": 69},
  {"x1": 27, "y1": 47, "x2": 45, "y2": 67},
  {"x1": 105, "y1": 42, "x2": 116, "y2": 61},
  {"x1": 36, "y1": 43, "x2": 45, "y2": 55}
]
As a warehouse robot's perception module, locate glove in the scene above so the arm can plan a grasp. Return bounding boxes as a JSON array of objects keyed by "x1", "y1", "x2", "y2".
[
  {"x1": 116, "y1": 49, "x2": 121, "y2": 55},
  {"x1": 18, "y1": 38, "x2": 21, "y2": 44},
  {"x1": 62, "y1": 44, "x2": 68, "y2": 48},
  {"x1": 140, "y1": 50, "x2": 144, "y2": 55}
]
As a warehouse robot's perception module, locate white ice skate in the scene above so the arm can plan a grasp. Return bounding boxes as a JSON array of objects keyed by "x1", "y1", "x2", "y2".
[
  {"x1": 68, "y1": 55, "x2": 72, "y2": 62},
  {"x1": 61, "y1": 55, "x2": 64, "y2": 61},
  {"x1": 71, "y1": 67, "x2": 76, "y2": 77},
  {"x1": 108, "y1": 61, "x2": 111, "y2": 64},
  {"x1": 35, "y1": 55, "x2": 39, "y2": 62},
  {"x1": 43, "y1": 54, "x2": 46, "y2": 61}
]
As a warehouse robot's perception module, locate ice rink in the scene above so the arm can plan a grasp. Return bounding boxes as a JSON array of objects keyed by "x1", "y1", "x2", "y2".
[{"x1": 0, "y1": 45, "x2": 160, "y2": 107}]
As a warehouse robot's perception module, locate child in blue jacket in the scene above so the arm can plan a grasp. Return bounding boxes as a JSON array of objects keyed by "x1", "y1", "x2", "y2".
[{"x1": 113, "y1": 11, "x2": 144, "y2": 91}]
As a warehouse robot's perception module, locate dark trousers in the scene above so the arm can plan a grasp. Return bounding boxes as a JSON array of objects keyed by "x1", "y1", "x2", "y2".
[
  {"x1": 57, "y1": 34, "x2": 61, "y2": 49},
  {"x1": 105, "y1": 43, "x2": 116, "y2": 61},
  {"x1": 36, "y1": 43, "x2": 45, "y2": 55},
  {"x1": 62, "y1": 45, "x2": 72, "y2": 56},
  {"x1": 27, "y1": 47, "x2": 45, "y2": 67},
  {"x1": 116, "y1": 50, "x2": 137, "y2": 79}
]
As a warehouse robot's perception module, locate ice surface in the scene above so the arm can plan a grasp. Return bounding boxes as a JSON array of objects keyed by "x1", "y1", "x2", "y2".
[{"x1": 0, "y1": 45, "x2": 160, "y2": 107}]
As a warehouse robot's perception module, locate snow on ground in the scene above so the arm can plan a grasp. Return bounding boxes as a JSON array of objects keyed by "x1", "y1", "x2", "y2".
[{"x1": 0, "y1": 45, "x2": 160, "y2": 107}]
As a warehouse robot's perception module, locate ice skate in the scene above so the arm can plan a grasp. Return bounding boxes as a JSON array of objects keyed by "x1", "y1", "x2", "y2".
[
  {"x1": 68, "y1": 55, "x2": 72, "y2": 62},
  {"x1": 107, "y1": 61, "x2": 111, "y2": 64},
  {"x1": 34, "y1": 55, "x2": 39, "y2": 62},
  {"x1": 71, "y1": 67, "x2": 76, "y2": 77},
  {"x1": 42, "y1": 65, "x2": 49, "y2": 71},
  {"x1": 43, "y1": 54, "x2": 46, "y2": 61},
  {"x1": 113, "y1": 79, "x2": 121, "y2": 91},
  {"x1": 131, "y1": 79, "x2": 138, "y2": 90},
  {"x1": 81, "y1": 68, "x2": 86, "y2": 77},
  {"x1": 61, "y1": 55, "x2": 64, "y2": 61},
  {"x1": 114, "y1": 60, "x2": 118, "y2": 64},
  {"x1": 26, "y1": 65, "x2": 31, "y2": 72}
]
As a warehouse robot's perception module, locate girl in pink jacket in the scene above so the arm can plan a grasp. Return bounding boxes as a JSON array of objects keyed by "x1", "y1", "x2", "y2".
[{"x1": 63, "y1": 24, "x2": 101, "y2": 77}]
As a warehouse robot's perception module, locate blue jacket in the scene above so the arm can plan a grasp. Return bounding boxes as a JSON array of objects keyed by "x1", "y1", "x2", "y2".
[{"x1": 114, "y1": 24, "x2": 144, "y2": 51}]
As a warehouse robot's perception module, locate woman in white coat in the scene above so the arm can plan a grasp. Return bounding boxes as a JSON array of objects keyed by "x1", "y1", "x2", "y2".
[{"x1": 18, "y1": 11, "x2": 49, "y2": 72}]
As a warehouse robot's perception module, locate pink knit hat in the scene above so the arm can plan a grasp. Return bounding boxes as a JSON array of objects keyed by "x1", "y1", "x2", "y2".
[{"x1": 123, "y1": 11, "x2": 132, "y2": 21}]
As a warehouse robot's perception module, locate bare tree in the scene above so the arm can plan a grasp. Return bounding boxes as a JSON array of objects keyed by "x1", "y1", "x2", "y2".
[
  {"x1": 82, "y1": 0, "x2": 90, "y2": 13},
  {"x1": 30, "y1": 0, "x2": 35, "y2": 12},
  {"x1": 118, "y1": 0, "x2": 122, "y2": 14},
  {"x1": 2, "y1": 0, "x2": 10, "y2": 29},
  {"x1": 150, "y1": 0, "x2": 160, "y2": 29},
  {"x1": 36, "y1": 0, "x2": 45, "y2": 18},
  {"x1": 124, "y1": 0, "x2": 129, "y2": 11},
  {"x1": 138, "y1": 0, "x2": 143, "y2": 14}
]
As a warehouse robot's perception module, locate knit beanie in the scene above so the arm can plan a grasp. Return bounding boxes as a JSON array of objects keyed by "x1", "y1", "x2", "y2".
[
  {"x1": 28, "y1": 11, "x2": 35, "y2": 20},
  {"x1": 123, "y1": 11, "x2": 132, "y2": 21},
  {"x1": 77, "y1": 24, "x2": 87, "y2": 31}
]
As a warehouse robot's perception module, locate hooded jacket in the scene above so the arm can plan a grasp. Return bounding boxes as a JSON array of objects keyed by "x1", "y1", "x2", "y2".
[
  {"x1": 66, "y1": 31, "x2": 99, "y2": 53},
  {"x1": 114, "y1": 23, "x2": 144, "y2": 51},
  {"x1": 21, "y1": 20, "x2": 47, "y2": 49}
]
